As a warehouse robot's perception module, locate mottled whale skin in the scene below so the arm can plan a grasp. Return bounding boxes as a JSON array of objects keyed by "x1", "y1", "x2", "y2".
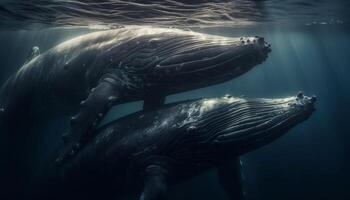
[
  {"x1": 35, "y1": 93, "x2": 316, "y2": 200},
  {"x1": 0, "y1": 26, "x2": 271, "y2": 159}
]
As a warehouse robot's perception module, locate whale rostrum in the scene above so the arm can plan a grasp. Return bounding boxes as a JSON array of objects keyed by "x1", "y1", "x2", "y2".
[
  {"x1": 0, "y1": 26, "x2": 271, "y2": 161},
  {"x1": 34, "y1": 93, "x2": 316, "y2": 200}
]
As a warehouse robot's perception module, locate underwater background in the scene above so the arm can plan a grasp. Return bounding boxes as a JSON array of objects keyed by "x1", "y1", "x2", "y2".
[{"x1": 0, "y1": 1, "x2": 349, "y2": 200}]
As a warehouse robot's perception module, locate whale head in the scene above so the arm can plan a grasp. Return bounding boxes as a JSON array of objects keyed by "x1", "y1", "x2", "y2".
[
  {"x1": 178, "y1": 92, "x2": 316, "y2": 159},
  {"x1": 113, "y1": 27, "x2": 271, "y2": 94},
  {"x1": 152, "y1": 31, "x2": 271, "y2": 92}
]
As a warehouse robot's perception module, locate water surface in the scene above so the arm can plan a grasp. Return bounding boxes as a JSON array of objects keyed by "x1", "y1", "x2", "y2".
[{"x1": 0, "y1": 0, "x2": 348, "y2": 29}]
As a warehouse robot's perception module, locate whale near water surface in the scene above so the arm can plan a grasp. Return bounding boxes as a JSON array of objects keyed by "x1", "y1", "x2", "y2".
[{"x1": 0, "y1": 26, "x2": 271, "y2": 161}]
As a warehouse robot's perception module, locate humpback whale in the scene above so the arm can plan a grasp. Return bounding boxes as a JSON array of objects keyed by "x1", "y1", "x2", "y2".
[
  {"x1": 33, "y1": 93, "x2": 316, "y2": 200},
  {"x1": 0, "y1": 26, "x2": 271, "y2": 160}
]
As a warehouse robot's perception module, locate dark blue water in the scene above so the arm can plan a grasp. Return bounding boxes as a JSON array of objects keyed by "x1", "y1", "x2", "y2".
[{"x1": 0, "y1": 1, "x2": 349, "y2": 200}]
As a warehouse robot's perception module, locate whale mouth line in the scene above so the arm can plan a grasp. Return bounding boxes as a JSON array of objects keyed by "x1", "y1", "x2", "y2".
[
  {"x1": 188, "y1": 94, "x2": 316, "y2": 146},
  {"x1": 213, "y1": 109, "x2": 311, "y2": 144},
  {"x1": 153, "y1": 36, "x2": 271, "y2": 74},
  {"x1": 156, "y1": 45, "x2": 269, "y2": 76}
]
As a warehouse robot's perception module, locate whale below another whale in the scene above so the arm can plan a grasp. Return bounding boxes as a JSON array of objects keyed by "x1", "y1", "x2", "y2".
[{"x1": 33, "y1": 93, "x2": 316, "y2": 200}]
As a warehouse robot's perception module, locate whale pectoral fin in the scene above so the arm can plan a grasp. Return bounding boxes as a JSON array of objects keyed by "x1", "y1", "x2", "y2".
[
  {"x1": 56, "y1": 77, "x2": 121, "y2": 163},
  {"x1": 143, "y1": 94, "x2": 166, "y2": 111},
  {"x1": 139, "y1": 165, "x2": 168, "y2": 200},
  {"x1": 217, "y1": 157, "x2": 244, "y2": 200}
]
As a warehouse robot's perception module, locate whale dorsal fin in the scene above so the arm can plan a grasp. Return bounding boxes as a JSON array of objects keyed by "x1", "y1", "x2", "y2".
[{"x1": 25, "y1": 46, "x2": 40, "y2": 64}]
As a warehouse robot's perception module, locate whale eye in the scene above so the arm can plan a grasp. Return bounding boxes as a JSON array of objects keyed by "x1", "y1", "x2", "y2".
[{"x1": 297, "y1": 91, "x2": 304, "y2": 99}]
